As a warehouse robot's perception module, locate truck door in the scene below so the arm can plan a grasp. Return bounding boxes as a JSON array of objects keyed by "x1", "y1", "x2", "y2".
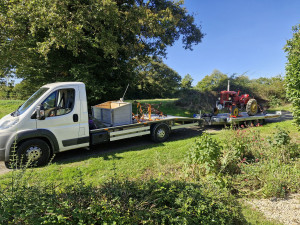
[{"x1": 37, "y1": 86, "x2": 89, "y2": 151}]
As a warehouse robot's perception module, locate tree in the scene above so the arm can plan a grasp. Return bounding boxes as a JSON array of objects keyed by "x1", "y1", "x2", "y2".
[
  {"x1": 196, "y1": 70, "x2": 228, "y2": 91},
  {"x1": 132, "y1": 57, "x2": 181, "y2": 99},
  {"x1": 181, "y1": 74, "x2": 193, "y2": 89},
  {"x1": 0, "y1": 0, "x2": 203, "y2": 104},
  {"x1": 284, "y1": 24, "x2": 300, "y2": 127}
]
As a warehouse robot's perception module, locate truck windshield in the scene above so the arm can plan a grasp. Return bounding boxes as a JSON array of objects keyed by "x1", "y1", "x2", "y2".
[{"x1": 12, "y1": 88, "x2": 49, "y2": 116}]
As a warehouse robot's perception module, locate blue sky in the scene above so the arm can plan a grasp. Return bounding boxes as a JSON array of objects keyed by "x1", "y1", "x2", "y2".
[{"x1": 164, "y1": 0, "x2": 300, "y2": 85}]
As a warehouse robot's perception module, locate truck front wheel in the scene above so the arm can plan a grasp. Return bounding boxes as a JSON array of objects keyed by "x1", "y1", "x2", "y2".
[
  {"x1": 15, "y1": 139, "x2": 51, "y2": 167},
  {"x1": 151, "y1": 123, "x2": 170, "y2": 143}
]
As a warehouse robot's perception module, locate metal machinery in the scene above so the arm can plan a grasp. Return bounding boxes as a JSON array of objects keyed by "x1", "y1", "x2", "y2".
[{"x1": 214, "y1": 81, "x2": 258, "y2": 117}]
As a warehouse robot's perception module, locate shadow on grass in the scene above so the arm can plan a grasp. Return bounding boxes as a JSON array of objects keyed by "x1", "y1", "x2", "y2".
[
  {"x1": 51, "y1": 121, "x2": 246, "y2": 166},
  {"x1": 52, "y1": 127, "x2": 205, "y2": 165}
]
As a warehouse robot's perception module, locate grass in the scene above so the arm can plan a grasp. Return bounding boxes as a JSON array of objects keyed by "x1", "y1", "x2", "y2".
[
  {"x1": 129, "y1": 98, "x2": 194, "y2": 117},
  {"x1": 0, "y1": 100, "x2": 23, "y2": 118}
]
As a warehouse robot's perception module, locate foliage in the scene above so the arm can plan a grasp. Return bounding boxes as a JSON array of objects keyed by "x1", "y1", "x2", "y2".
[
  {"x1": 284, "y1": 23, "x2": 300, "y2": 128},
  {"x1": 0, "y1": 0, "x2": 203, "y2": 104},
  {"x1": 195, "y1": 69, "x2": 228, "y2": 92},
  {"x1": 175, "y1": 88, "x2": 217, "y2": 112},
  {"x1": 179, "y1": 71, "x2": 286, "y2": 112},
  {"x1": 218, "y1": 127, "x2": 299, "y2": 198},
  {"x1": 130, "y1": 57, "x2": 181, "y2": 99},
  {"x1": 0, "y1": 170, "x2": 245, "y2": 224},
  {"x1": 181, "y1": 74, "x2": 193, "y2": 89},
  {"x1": 184, "y1": 123, "x2": 299, "y2": 198},
  {"x1": 185, "y1": 133, "x2": 222, "y2": 176}
]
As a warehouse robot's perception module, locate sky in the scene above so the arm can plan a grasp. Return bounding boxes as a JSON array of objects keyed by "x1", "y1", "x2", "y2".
[{"x1": 164, "y1": 0, "x2": 300, "y2": 85}]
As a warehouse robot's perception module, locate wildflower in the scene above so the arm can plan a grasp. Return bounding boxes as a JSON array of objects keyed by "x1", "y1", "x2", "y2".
[
  {"x1": 241, "y1": 125, "x2": 244, "y2": 128},
  {"x1": 259, "y1": 152, "x2": 263, "y2": 155},
  {"x1": 261, "y1": 138, "x2": 264, "y2": 141},
  {"x1": 244, "y1": 178, "x2": 248, "y2": 182},
  {"x1": 282, "y1": 186, "x2": 286, "y2": 190},
  {"x1": 255, "y1": 158, "x2": 259, "y2": 162}
]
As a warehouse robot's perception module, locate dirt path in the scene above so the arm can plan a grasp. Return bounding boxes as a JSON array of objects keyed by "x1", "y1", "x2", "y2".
[{"x1": 247, "y1": 194, "x2": 300, "y2": 225}]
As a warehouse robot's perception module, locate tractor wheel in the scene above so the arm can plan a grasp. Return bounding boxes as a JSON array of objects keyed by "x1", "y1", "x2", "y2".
[
  {"x1": 246, "y1": 99, "x2": 258, "y2": 116},
  {"x1": 231, "y1": 106, "x2": 239, "y2": 117}
]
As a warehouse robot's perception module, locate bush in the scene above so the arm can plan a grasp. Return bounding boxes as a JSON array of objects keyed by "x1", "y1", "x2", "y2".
[
  {"x1": 0, "y1": 172, "x2": 245, "y2": 224},
  {"x1": 185, "y1": 127, "x2": 300, "y2": 198},
  {"x1": 185, "y1": 133, "x2": 222, "y2": 177}
]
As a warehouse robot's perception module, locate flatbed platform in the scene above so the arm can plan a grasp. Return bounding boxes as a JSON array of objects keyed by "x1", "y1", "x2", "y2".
[{"x1": 199, "y1": 111, "x2": 281, "y2": 126}]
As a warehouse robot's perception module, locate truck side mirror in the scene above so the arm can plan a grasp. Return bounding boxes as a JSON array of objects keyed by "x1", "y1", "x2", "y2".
[{"x1": 36, "y1": 105, "x2": 45, "y2": 120}]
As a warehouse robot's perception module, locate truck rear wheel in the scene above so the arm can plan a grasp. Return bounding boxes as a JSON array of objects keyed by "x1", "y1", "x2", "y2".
[
  {"x1": 151, "y1": 123, "x2": 170, "y2": 143},
  {"x1": 246, "y1": 99, "x2": 258, "y2": 116},
  {"x1": 16, "y1": 139, "x2": 51, "y2": 167}
]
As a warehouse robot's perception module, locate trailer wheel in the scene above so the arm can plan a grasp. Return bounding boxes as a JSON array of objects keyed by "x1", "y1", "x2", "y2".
[
  {"x1": 16, "y1": 139, "x2": 50, "y2": 167},
  {"x1": 246, "y1": 99, "x2": 258, "y2": 116},
  {"x1": 151, "y1": 123, "x2": 170, "y2": 143}
]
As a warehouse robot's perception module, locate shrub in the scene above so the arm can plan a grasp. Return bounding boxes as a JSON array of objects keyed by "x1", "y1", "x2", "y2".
[
  {"x1": 185, "y1": 133, "x2": 222, "y2": 177},
  {"x1": 0, "y1": 173, "x2": 245, "y2": 224}
]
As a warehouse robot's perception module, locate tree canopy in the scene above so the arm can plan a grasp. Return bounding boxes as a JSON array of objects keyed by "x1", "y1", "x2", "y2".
[
  {"x1": 195, "y1": 69, "x2": 228, "y2": 91},
  {"x1": 131, "y1": 57, "x2": 181, "y2": 99},
  {"x1": 0, "y1": 0, "x2": 203, "y2": 104},
  {"x1": 284, "y1": 24, "x2": 300, "y2": 127},
  {"x1": 181, "y1": 74, "x2": 193, "y2": 89}
]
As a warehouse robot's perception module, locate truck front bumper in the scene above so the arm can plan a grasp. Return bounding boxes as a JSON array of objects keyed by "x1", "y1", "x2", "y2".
[{"x1": 0, "y1": 132, "x2": 12, "y2": 161}]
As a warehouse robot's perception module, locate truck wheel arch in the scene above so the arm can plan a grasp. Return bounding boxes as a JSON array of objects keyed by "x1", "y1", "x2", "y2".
[{"x1": 5, "y1": 129, "x2": 59, "y2": 162}]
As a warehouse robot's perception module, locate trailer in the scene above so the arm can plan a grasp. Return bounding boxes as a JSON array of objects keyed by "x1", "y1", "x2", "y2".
[
  {"x1": 199, "y1": 111, "x2": 281, "y2": 126},
  {"x1": 90, "y1": 115, "x2": 202, "y2": 144}
]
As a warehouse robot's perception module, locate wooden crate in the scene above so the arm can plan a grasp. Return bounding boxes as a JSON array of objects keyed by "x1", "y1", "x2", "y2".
[{"x1": 92, "y1": 101, "x2": 132, "y2": 126}]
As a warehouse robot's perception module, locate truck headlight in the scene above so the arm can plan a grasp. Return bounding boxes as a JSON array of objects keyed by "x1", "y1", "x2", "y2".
[{"x1": 0, "y1": 118, "x2": 19, "y2": 130}]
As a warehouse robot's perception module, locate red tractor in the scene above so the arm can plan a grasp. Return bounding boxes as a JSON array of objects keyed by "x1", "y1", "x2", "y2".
[{"x1": 214, "y1": 82, "x2": 258, "y2": 117}]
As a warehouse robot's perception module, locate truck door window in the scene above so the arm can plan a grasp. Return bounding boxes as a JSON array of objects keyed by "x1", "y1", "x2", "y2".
[{"x1": 42, "y1": 89, "x2": 75, "y2": 117}]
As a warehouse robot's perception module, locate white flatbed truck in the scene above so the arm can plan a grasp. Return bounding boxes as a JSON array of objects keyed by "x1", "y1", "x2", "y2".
[{"x1": 0, "y1": 82, "x2": 202, "y2": 167}]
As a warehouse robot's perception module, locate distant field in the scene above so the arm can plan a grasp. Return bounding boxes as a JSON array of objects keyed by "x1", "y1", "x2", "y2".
[{"x1": 0, "y1": 100, "x2": 24, "y2": 118}]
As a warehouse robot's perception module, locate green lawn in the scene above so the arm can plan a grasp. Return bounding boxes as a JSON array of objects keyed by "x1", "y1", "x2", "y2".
[
  {"x1": 0, "y1": 100, "x2": 24, "y2": 118},
  {"x1": 129, "y1": 98, "x2": 194, "y2": 117}
]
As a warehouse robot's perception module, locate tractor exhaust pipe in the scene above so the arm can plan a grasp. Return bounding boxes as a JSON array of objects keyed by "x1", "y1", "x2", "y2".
[{"x1": 227, "y1": 80, "x2": 230, "y2": 91}]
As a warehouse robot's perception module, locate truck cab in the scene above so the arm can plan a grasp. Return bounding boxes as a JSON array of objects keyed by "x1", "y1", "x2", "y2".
[{"x1": 0, "y1": 82, "x2": 90, "y2": 166}]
